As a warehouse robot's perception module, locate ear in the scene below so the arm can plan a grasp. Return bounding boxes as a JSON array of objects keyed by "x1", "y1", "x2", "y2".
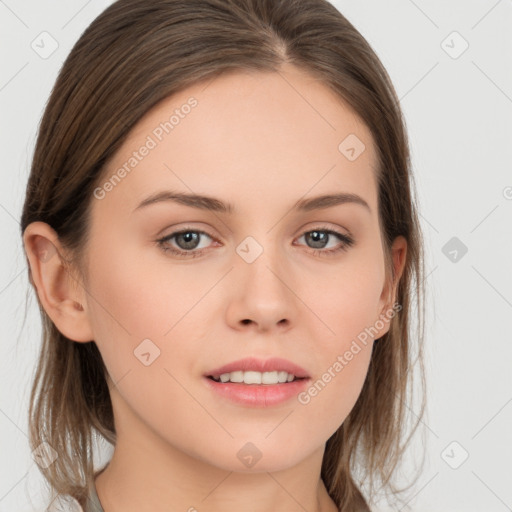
[
  {"x1": 373, "y1": 235, "x2": 407, "y2": 339},
  {"x1": 23, "y1": 221, "x2": 94, "y2": 343}
]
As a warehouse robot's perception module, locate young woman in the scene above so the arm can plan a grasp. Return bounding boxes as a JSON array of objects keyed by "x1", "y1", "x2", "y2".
[{"x1": 21, "y1": 0, "x2": 426, "y2": 511}]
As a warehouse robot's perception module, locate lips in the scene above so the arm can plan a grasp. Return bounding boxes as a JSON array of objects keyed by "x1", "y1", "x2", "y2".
[{"x1": 205, "y1": 357, "x2": 310, "y2": 379}]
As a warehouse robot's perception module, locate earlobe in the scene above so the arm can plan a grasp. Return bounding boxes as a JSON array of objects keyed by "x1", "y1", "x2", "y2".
[{"x1": 23, "y1": 221, "x2": 94, "y2": 343}]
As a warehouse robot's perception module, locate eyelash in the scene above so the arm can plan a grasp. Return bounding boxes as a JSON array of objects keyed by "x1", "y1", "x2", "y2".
[{"x1": 156, "y1": 226, "x2": 355, "y2": 259}]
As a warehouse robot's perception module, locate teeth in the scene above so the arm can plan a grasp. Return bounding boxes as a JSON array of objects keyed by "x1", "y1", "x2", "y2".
[
  {"x1": 278, "y1": 371, "x2": 289, "y2": 383},
  {"x1": 213, "y1": 370, "x2": 298, "y2": 384}
]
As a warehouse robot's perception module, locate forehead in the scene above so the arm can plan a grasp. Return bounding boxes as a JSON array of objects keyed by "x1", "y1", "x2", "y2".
[{"x1": 95, "y1": 63, "x2": 378, "y2": 218}]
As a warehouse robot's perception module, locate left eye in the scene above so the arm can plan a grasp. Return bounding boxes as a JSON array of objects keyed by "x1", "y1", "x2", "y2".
[
  {"x1": 156, "y1": 227, "x2": 354, "y2": 258},
  {"x1": 295, "y1": 229, "x2": 352, "y2": 252}
]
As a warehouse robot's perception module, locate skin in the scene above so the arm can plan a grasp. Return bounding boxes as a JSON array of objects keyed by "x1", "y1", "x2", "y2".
[{"x1": 24, "y1": 62, "x2": 406, "y2": 512}]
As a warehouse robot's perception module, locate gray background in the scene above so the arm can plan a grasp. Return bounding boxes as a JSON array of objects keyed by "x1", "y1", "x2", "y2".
[{"x1": 1, "y1": 0, "x2": 511, "y2": 510}]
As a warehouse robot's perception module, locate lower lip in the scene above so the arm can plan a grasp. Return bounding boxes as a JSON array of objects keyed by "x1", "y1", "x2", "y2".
[{"x1": 203, "y1": 376, "x2": 310, "y2": 407}]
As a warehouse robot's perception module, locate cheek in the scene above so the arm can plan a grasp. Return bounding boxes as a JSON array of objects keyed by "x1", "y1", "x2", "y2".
[
  {"x1": 86, "y1": 238, "x2": 209, "y2": 339},
  {"x1": 83, "y1": 245, "x2": 204, "y2": 427},
  {"x1": 294, "y1": 255, "x2": 383, "y2": 423},
  {"x1": 304, "y1": 252, "x2": 385, "y2": 343},
  {"x1": 84, "y1": 240, "x2": 219, "y2": 400},
  {"x1": 297, "y1": 277, "x2": 379, "y2": 436},
  {"x1": 296, "y1": 340, "x2": 373, "y2": 445}
]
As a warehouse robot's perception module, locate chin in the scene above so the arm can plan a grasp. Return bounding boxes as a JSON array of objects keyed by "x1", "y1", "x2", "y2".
[{"x1": 199, "y1": 438, "x2": 315, "y2": 474}]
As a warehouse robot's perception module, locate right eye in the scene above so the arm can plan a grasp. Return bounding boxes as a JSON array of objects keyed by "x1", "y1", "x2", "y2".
[{"x1": 156, "y1": 229, "x2": 218, "y2": 258}]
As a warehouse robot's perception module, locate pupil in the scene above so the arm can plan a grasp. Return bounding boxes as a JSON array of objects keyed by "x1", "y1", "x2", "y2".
[
  {"x1": 177, "y1": 232, "x2": 199, "y2": 249},
  {"x1": 308, "y1": 231, "x2": 327, "y2": 249}
]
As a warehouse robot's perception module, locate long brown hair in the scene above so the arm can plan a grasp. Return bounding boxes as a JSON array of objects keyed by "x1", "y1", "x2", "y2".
[{"x1": 20, "y1": 0, "x2": 427, "y2": 510}]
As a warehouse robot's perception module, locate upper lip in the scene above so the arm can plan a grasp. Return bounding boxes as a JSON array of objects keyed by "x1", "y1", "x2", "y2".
[{"x1": 205, "y1": 357, "x2": 310, "y2": 379}]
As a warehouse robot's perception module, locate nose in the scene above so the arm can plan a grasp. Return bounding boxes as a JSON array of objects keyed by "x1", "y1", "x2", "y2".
[{"x1": 225, "y1": 242, "x2": 296, "y2": 333}]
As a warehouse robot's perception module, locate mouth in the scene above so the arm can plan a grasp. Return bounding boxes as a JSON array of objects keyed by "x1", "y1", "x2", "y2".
[
  {"x1": 204, "y1": 357, "x2": 310, "y2": 386},
  {"x1": 206, "y1": 371, "x2": 308, "y2": 385},
  {"x1": 203, "y1": 365, "x2": 311, "y2": 407}
]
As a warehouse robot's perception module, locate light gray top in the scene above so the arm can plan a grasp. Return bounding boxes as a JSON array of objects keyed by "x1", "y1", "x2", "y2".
[
  {"x1": 83, "y1": 483, "x2": 104, "y2": 512},
  {"x1": 50, "y1": 484, "x2": 104, "y2": 512}
]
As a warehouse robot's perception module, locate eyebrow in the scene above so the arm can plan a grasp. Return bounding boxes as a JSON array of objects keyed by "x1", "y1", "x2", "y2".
[{"x1": 132, "y1": 190, "x2": 371, "y2": 214}]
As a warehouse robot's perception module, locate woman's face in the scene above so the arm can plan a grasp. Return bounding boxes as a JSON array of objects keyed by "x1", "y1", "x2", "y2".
[{"x1": 78, "y1": 63, "x2": 402, "y2": 472}]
